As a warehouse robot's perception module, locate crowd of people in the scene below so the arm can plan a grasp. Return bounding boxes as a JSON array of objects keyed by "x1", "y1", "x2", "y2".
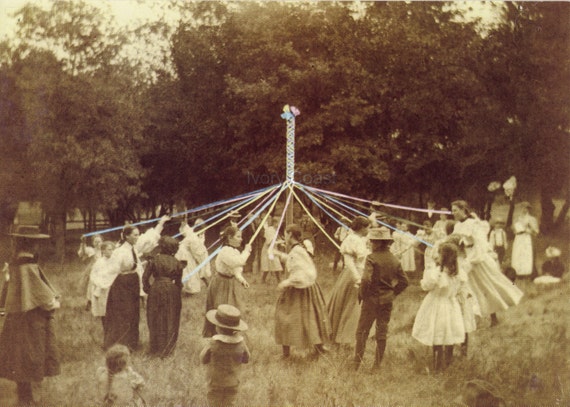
[{"x1": 0, "y1": 196, "x2": 565, "y2": 406}]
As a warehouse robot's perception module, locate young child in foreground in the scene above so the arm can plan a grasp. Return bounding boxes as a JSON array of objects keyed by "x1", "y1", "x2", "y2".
[
  {"x1": 200, "y1": 304, "x2": 251, "y2": 407},
  {"x1": 96, "y1": 344, "x2": 145, "y2": 406}
]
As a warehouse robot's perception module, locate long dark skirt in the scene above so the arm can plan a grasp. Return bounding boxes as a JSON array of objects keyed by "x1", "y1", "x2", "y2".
[
  {"x1": 146, "y1": 278, "x2": 182, "y2": 357},
  {"x1": 203, "y1": 273, "x2": 242, "y2": 337},
  {"x1": 275, "y1": 283, "x2": 331, "y2": 349},
  {"x1": 0, "y1": 308, "x2": 60, "y2": 382},
  {"x1": 104, "y1": 273, "x2": 140, "y2": 351}
]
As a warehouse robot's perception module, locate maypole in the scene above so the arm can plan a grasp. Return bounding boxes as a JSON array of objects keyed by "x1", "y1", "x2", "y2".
[{"x1": 281, "y1": 104, "x2": 300, "y2": 226}]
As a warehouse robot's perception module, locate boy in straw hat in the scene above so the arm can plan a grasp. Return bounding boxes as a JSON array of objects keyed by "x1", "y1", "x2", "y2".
[
  {"x1": 200, "y1": 304, "x2": 251, "y2": 407},
  {"x1": 352, "y1": 226, "x2": 408, "y2": 372}
]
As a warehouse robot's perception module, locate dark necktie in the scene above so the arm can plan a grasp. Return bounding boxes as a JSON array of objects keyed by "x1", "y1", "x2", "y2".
[{"x1": 131, "y1": 247, "x2": 138, "y2": 270}]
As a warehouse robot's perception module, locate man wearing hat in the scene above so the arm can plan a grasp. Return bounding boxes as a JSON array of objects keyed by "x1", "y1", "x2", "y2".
[
  {"x1": 200, "y1": 304, "x2": 250, "y2": 407},
  {"x1": 352, "y1": 226, "x2": 408, "y2": 372},
  {"x1": 0, "y1": 225, "x2": 60, "y2": 405}
]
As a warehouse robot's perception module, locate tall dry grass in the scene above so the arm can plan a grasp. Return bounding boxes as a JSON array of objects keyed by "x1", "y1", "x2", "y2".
[{"x1": 1, "y1": 243, "x2": 569, "y2": 406}]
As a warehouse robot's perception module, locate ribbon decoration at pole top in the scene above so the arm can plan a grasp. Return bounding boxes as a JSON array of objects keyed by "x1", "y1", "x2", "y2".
[{"x1": 281, "y1": 104, "x2": 300, "y2": 183}]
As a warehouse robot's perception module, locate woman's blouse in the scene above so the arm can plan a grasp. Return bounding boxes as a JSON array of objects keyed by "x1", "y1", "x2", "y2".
[
  {"x1": 340, "y1": 232, "x2": 370, "y2": 282},
  {"x1": 142, "y1": 254, "x2": 183, "y2": 294},
  {"x1": 215, "y1": 246, "x2": 250, "y2": 278},
  {"x1": 283, "y1": 244, "x2": 317, "y2": 289}
]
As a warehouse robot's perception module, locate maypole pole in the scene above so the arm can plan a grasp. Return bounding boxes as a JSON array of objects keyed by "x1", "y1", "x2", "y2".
[{"x1": 281, "y1": 104, "x2": 300, "y2": 226}]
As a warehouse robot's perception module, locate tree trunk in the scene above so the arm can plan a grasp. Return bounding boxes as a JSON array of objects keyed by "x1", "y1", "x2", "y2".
[{"x1": 540, "y1": 189, "x2": 555, "y2": 235}]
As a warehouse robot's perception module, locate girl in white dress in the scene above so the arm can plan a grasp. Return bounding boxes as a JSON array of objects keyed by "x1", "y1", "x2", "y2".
[
  {"x1": 89, "y1": 242, "x2": 116, "y2": 327},
  {"x1": 412, "y1": 242, "x2": 466, "y2": 372},
  {"x1": 451, "y1": 200, "x2": 523, "y2": 326}
]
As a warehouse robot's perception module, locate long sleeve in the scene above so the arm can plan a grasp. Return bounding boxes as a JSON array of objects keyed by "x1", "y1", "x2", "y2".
[
  {"x1": 359, "y1": 257, "x2": 374, "y2": 299},
  {"x1": 142, "y1": 260, "x2": 153, "y2": 294},
  {"x1": 393, "y1": 263, "x2": 408, "y2": 296}
]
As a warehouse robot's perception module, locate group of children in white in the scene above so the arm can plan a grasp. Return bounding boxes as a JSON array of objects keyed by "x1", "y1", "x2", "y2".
[{"x1": 76, "y1": 196, "x2": 564, "y2": 406}]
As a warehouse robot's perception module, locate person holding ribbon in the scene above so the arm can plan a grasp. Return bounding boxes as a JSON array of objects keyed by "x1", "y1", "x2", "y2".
[
  {"x1": 104, "y1": 215, "x2": 170, "y2": 351},
  {"x1": 203, "y1": 225, "x2": 251, "y2": 337},
  {"x1": 272, "y1": 224, "x2": 331, "y2": 359},
  {"x1": 451, "y1": 200, "x2": 523, "y2": 326},
  {"x1": 327, "y1": 216, "x2": 371, "y2": 347}
]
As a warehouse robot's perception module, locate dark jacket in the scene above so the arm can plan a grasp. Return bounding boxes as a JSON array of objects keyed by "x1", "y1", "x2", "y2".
[{"x1": 360, "y1": 250, "x2": 408, "y2": 304}]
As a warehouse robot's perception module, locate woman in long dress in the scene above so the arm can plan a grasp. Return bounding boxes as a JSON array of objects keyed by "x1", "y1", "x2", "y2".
[
  {"x1": 273, "y1": 224, "x2": 331, "y2": 358},
  {"x1": 327, "y1": 216, "x2": 371, "y2": 346},
  {"x1": 451, "y1": 200, "x2": 523, "y2": 324},
  {"x1": 143, "y1": 236, "x2": 184, "y2": 357},
  {"x1": 104, "y1": 215, "x2": 170, "y2": 351},
  {"x1": 0, "y1": 227, "x2": 60, "y2": 405},
  {"x1": 203, "y1": 225, "x2": 251, "y2": 337},
  {"x1": 511, "y1": 202, "x2": 539, "y2": 278}
]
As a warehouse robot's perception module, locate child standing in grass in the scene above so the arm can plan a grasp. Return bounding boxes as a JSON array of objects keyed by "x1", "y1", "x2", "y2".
[
  {"x1": 89, "y1": 241, "x2": 116, "y2": 330},
  {"x1": 200, "y1": 304, "x2": 250, "y2": 407},
  {"x1": 96, "y1": 344, "x2": 145, "y2": 406},
  {"x1": 412, "y1": 242, "x2": 466, "y2": 372}
]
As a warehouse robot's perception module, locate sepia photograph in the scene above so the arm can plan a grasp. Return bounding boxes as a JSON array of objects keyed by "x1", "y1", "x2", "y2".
[{"x1": 0, "y1": 1, "x2": 568, "y2": 406}]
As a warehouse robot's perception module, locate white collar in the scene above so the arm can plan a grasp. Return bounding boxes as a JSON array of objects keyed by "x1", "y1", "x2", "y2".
[{"x1": 212, "y1": 334, "x2": 244, "y2": 344}]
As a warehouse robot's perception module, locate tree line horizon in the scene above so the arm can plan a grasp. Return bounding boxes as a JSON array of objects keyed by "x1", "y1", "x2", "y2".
[{"x1": 0, "y1": 1, "x2": 568, "y2": 256}]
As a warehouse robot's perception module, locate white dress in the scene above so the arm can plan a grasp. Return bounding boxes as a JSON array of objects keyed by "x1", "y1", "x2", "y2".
[
  {"x1": 391, "y1": 231, "x2": 416, "y2": 272},
  {"x1": 511, "y1": 214, "x2": 539, "y2": 276},
  {"x1": 453, "y1": 218, "x2": 523, "y2": 316},
  {"x1": 260, "y1": 225, "x2": 283, "y2": 272},
  {"x1": 176, "y1": 225, "x2": 211, "y2": 294},
  {"x1": 412, "y1": 267, "x2": 466, "y2": 346},
  {"x1": 89, "y1": 256, "x2": 116, "y2": 317}
]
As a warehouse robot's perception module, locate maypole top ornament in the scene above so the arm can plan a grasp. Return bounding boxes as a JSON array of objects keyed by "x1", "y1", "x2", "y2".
[{"x1": 281, "y1": 105, "x2": 300, "y2": 120}]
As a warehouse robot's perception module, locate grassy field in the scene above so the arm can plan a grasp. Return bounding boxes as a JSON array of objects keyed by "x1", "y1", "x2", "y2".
[{"x1": 0, "y1": 237, "x2": 569, "y2": 407}]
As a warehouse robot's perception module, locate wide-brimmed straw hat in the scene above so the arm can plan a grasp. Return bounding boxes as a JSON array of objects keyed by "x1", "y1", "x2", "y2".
[
  {"x1": 206, "y1": 304, "x2": 248, "y2": 331},
  {"x1": 368, "y1": 226, "x2": 392, "y2": 241},
  {"x1": 545, "y1": 246, "x2": 561, "y2": 258},
  {"x1": 8, "y1": 225, "x2": 50, "y2": 239}
]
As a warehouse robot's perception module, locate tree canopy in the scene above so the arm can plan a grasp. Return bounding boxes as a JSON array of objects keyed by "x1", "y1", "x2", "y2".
[{"x1": 0, "y1": 1, "x2": 568, "y2": 252}]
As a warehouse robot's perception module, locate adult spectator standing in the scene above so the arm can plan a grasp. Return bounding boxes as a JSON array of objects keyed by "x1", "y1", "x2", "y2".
[
  {"x1": 104, "y1": 215, "x2": 170, "y2": 351},
  {"x1": 352, "y1": 227, "x2": 408, "y2": 372},
  {"x1": 0, "y1": 226, "x2": 60, "y2": 405},
  {"x1": 511, "y1": 202, "x2": 539, "y2": 279}
]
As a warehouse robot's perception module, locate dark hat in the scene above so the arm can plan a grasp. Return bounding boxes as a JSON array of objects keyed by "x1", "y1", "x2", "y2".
[
  {"x1": 158, "y1": 236, "x2": 179, "y2": 256},
  {"x1": 206, "y1": 304, "x2": 248, "y2": 331},
  {"x1": 9, "y1": 225, "x2": 50, "y2": 239},
  {"x1": 228, "y1": 210, "x2": 241, "y2": 219},
  {"x1": 368, "y1": 226, "x2": 392, "y2": 241}
]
